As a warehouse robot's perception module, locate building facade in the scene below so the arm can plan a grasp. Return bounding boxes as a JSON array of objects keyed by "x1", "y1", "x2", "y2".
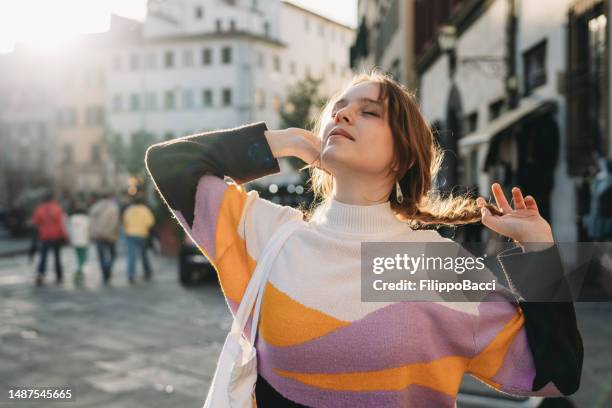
[
  {"x1": 415, "y1": 0, "x2": 610, "y2": 242},
  {"x1": 107, "y1": 0, "x2": 355, "y2": 144},
  {"x1": 351, "y1": 0, "x2": 417, "y2": 89}
]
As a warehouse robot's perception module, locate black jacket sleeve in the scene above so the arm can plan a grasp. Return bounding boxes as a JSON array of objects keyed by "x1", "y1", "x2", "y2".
[
  {"x1": 498, "y1": 245, "x2": 584, "y2": 395},
  {"x1": 144, "y1": 122, "x2": 280, "y2": 228}
]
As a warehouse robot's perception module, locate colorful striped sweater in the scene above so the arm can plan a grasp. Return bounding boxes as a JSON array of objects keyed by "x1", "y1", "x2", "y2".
[{"x1": 145, "y1": 122, "x2": 583, "y2": 407}]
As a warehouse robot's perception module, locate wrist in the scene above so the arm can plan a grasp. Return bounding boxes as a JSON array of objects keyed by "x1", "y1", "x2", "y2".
[{"x1": 264, "y1": 129, "x2": 294, "y2": 158}]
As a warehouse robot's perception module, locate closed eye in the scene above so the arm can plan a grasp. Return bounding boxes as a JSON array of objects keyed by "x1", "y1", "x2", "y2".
[{"x1": 363, "y1": 111, "x2": 379, "y2": 117}]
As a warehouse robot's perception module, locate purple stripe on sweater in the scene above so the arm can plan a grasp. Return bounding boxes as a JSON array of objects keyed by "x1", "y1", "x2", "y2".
[
  {"x1": 475, "y1": 291, "x2": 521, "y2": 354},
  {"x1": 189, "y1": 175, "x2": 228, "y2": 260},
  {"x1": 256, "y1": 302, "x2": 475, "y2": 374},
  {"x1": 258, "y1": 355, "x2": 457, "y2": 408},
  {"x1": 490, "y1": 326, "x2": 535, "y2": 393}
]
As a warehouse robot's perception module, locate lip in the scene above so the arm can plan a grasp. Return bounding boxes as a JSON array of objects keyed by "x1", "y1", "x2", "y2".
[{"x1": 327, "y1": 127, "x2": 355, "y2": 141}]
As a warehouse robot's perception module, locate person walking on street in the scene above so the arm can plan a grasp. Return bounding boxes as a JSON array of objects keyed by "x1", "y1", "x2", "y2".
[
  {"x1": 32, "y1": 191, "x2": 68, "y2": 286},
  {"x1": 68, "y1": 203, "x2": 90, "y2": 285},
  {"x1": 123, "y1": 195, "x2": 155, "y2": 284},
  {"x1": 89, "y1": 192, "x2": 120, "y2": 284}
]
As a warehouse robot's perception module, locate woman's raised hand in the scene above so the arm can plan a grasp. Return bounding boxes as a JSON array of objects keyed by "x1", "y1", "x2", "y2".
[
  {"x1": 477, "y1": 183, "x2": 554, "y2": 250},
  {"x1": 264, "y1": 127, "x2": 322, "y2": 168}
]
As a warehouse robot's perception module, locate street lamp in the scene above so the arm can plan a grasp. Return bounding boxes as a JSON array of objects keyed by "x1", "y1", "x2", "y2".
[
  {"x1": 437, "y1": 25, "x2": 506, "y2": 78},
  {"x1": 438, "y1": 25, "x2": 457, "y2": 52}
]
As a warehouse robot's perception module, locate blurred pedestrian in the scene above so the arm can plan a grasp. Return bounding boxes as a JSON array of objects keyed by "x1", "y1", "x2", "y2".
[
  {"x1": 68, "y1": 203, "x2": 90, "y2": 285},
  {"x1": 89, "y1": 191, "x2": 120, "y2": 284},
  {"x1": 122, "y1": 194, "x2": 155, "y2": 284},
  {"x1": 32, "y1": 191, "x2": 68, "y2": 285}
]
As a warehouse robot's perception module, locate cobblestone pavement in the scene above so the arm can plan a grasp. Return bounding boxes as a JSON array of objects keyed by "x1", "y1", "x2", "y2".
[{"x1": 0, "y1": 246, "x2": 611, "y2": 407}]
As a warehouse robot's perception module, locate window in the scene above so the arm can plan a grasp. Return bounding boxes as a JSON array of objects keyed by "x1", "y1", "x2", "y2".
[
  {"x1": 130, "y1": 94, "x2": 140, "y2": 111},
  {"x1": 202, "y1": 48, "x2": 212, "y2": 65},
  {"x1": 86, "y1": 106, "x2": 105, "y2": 126},
  {"x1": 183, "y1": 49, "x2": 194, "y2": 67},
  {"x1": 164, "y1": 90, "x2": 175, "y2": 109},
  {"x1": 230, "y1": 20, "x2": 236, "y2": 31},
  {"x1": 272, "y1": 94, "x2": 281, "y2": 112},
  {"x1": 222, "y1": 47, "x2": 232, "y2": 64},
  {"x1": 255, "y1": 89, "x2": 265, "y2": 108},
  {"x1": 290, "y1": 61, "x2": 296, "y2": 75},
  {"x1": 164, "y1": 50, "x2": 174, "y2": 68},
  {"x1": 257, "y1": 52, "x2": 264, "y2": 68},
  {"x1": 182, "y1": 89, "x2": 194, "y2": 109},
  {"x1": 202, "y1": 89, "x2": 213, "y2": 106},
  {"x1": 523, "y1": 40, "x2": 547, "y2": 95},
  {"x1": 304, "y1": 17, "x2": 310, "y2": 32},
  {"x1": 330, "y1": 62, "x2": 336, "y2": 74},
  {"x1": 63, "y1": 144, "x2": 73, "y2": 164},
  {"x1": 57, "y1": 108, "x2": 78, "y2": 127},
  {"x1": 113, "y1": 55, "x2": 122, "y2": 71},
  {"x1": 91, "y1": 144, "x2": 101, "y2": 163},
  {"x1": 130, "y1": 53, "x2": 139, "y2": 70},
  {"x1": 195, "y1": 6, "x2": 203, "y2": 19},
  {"x1": 222, "y1": 88, "x2": 232, "y2": 106},
  {"x1": 488, "y1": 99, "x2": 505, "y2": 121},
  {"x1": 463, "y1": 111, "x2": 478, "y2": 134},
  {"x1": 216, "y1": 19, "x2": 222, "y2": 31},
  {"x1": 113, "y1": 94, "x2": 123, "y2": 112},
  {"x1": 263, "y1": 21, "x2": 270, "y2": 36},
  {"x1": 318, "y1": 22, "x2": 324, "y2": 37},
  {"x1": 146, "y1": 53, "x2": 157, "y2": 69},
  {"x1": 273, "y1": 56, "x2": 280, "y2": 72},
  {"x1": 145, "y1": 92, "x2": 158, "y2": 111}
]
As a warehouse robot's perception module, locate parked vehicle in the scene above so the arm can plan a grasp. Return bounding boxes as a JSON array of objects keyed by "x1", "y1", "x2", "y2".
[{"x1": 178, "y1": 235, "x2": 216, "y2": 286}]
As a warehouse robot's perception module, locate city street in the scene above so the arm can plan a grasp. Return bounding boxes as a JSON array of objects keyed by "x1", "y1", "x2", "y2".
[
  {"x1": 0, "y1": 247, "x2": 611, "y2": 407},
  {"x1": 0, "y1": 248, "x2": 230, "y2": 408}
]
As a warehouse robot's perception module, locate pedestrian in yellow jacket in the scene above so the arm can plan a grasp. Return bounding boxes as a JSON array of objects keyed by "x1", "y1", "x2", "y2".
[{"x1": 122, "y1": 195, "x2": 155, "y2": 284}]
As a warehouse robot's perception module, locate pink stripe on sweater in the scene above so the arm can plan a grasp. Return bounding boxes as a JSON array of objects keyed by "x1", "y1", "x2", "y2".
[{"x1": 190, "y1": 175, "x2": 228, "y2": 260}]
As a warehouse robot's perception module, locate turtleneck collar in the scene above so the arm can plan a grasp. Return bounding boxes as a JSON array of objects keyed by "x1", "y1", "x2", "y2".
[{"x1": 311, "y1": 198, "x2": 406, "y2": 235}]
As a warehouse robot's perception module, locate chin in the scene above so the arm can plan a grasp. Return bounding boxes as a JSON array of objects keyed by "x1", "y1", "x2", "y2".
[{"x1": 321, "y1": 148, "x2": 369, "y2": 174}]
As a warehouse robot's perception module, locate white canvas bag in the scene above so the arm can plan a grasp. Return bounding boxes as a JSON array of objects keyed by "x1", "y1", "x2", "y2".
[{"x1": 203, "y1": 220, "x2": 303, "y2": 408}]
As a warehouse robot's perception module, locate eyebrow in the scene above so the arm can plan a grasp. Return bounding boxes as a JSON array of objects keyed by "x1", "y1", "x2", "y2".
[{"x1": 332, "y1": 97, "x2": 384, "y2": 111}]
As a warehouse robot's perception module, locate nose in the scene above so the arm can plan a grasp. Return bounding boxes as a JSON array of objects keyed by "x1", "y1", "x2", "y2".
[{"x1": 333, "y1": 105, "x2": 353, "y2": 124}]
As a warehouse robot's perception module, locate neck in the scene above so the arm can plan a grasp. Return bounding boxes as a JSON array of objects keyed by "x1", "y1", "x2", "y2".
[{"x1": 331, "y1": 171, "x2": 394, "y2": 206}]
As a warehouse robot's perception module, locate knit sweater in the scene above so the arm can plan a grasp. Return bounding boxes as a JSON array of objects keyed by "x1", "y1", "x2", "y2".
[{"x1": 145, "y1": 122, "x2": 583, "y2": 408}]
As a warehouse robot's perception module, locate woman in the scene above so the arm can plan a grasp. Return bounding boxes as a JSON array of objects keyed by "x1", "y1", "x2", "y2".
[{"x1": 145, "y1": 71, "x2": 582, "y2": 407}]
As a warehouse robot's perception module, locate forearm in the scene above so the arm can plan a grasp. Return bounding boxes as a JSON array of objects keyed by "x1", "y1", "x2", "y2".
[
  {"x1": 145, "y1": 122, "x2": 280, "y2": 226},
  {"x1": 498, "y1": 246, "x2": 583, "y2": 395}
]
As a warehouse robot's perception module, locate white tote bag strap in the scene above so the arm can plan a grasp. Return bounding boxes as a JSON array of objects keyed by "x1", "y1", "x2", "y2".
[{"x1": 230, "y1": 219, "x2": 303, "y2": 344}]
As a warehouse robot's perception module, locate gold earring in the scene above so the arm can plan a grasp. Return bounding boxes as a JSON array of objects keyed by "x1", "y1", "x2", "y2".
[{"x1": 395, "y1": 180, "x2": 404, "y2": 204}]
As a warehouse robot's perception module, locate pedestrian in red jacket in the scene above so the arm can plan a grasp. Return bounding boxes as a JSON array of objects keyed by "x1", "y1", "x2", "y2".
[{"x1": 32, "y1": 191, "x2": 68, "y2": 285}]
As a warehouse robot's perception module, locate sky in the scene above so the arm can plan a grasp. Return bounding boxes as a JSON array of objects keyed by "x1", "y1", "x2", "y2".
[{"x1": 0, "y1": 0, "x2": 358, "y2": 53}]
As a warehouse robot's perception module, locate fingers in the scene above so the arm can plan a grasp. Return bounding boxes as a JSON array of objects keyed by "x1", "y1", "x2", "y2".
[
  {"x1": 512, "y1": 187, "x2": 526, "y2": 210},
  {"x1": 524, "y1": 195, "x2": 539, "y2": 212},
  {"x1": 479, "y1": 204, "x2": 504, "y2": 235},
  {"x1": 491, "y1": 183, "x2": 512, "y2": 213}
]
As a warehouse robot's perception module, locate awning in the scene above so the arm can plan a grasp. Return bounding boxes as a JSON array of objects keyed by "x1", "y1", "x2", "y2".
[{"x1": 458, "y1": 99, "x2": 557, "y2": 169}]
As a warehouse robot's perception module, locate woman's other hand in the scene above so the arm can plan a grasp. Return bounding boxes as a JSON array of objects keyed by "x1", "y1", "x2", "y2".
[{"x1": 477, "y1": 183, "x2": 554, "y2": 251}]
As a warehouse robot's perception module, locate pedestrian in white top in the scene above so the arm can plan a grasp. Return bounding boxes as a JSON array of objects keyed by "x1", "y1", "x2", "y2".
[{"x1": 68, "y1": 203, "x2": 90, "y2": 284}]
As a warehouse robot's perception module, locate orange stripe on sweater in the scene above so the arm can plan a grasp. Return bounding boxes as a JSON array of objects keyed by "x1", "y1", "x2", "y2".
[
  {"x1": 214, "y1": 184, "x2": 256, "y2": 305},
  {"x1": 259, "y1": 282, "x2": 350, "y2": 347},
  {"x1": 467, "y1": 305, "x2": 526, "y2": 389},
  {"x1": 274, "y1": 355, "x2": 469, "y2": 395}
]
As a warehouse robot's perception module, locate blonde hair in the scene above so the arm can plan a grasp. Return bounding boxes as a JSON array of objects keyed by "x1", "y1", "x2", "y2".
[{"x1": 308, "y1": 69, "x2": 501, "y2": 228}]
